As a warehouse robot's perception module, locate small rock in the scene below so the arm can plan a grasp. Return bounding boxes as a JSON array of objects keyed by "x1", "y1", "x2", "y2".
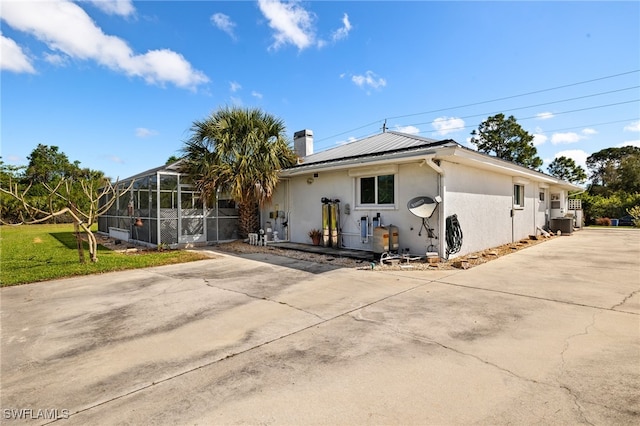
[{"x1": 453, "y1": 260, "x2": 470, "y2": 269}]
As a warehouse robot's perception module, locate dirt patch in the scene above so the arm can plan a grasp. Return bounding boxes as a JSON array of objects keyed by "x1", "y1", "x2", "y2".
[{"x1": 214, "y1": 235, "x2": 556, "y2": 271}]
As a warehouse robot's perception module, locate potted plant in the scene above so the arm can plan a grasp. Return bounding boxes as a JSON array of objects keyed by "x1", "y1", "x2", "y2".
[{"x1": 308, "y1": 229, "x2": 322, "y2": 246}]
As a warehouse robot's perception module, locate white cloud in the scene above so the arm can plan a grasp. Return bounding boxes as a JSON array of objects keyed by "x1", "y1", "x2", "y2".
[
  {"x1": 43, "y1": 52, "x2": 67, "y2": 66},
  {"x1": 332, "y1": 13, "x2": 352, "y2": 42},
  {"x1": 394, "y1": 125, "x2": 420, "y2": 135},
  {"x1": 251, "y1": 91, "x2": 263, "y2": 99},
  {"x1": 1, "y1": 1, "x2": 208, "y2": 90},
  {"x1": 86, "y1": 0, "x2": 135, "y2": 17},
  {"x1": 624, "y1": 120, "x2": 640, "y2": 132},
  {"x1": 617, "y1": 140, "x2": 640, "y2": 148},
  {"x1": 554, "y1": 149, "x2": 589, "y2": 171},
  {"x1": 230, "y1": 96, "x2": 243, "y2": 106},
  {"x1": 432, "y1": 116, "x2": 465, "y2": 136},
  {"x1": 258, "y1": 0, "x2": 317, "y2": 51},
  {"x1": 551, "y1": 132, "x2": 582, "y2": 145},
  {"x1": 211, "y1": 13, "x2": 236, "y2": 39},
  {"x1": 0, "y1": 33, "x2": 36, "y2": 73},
  {"x1": 107, "y1": 155, "x2": 124, "y2": 164},
  {"x1": 230, "y1": 81, "x2": 241, "y2": 92},
  {"x1": 582, "y1": 128, "x2": 597, "y2": 135},
  {"x1": 135, "y1": 127, "x2": 158, "y2": 138},
  {"x1": 536, "y1": 112, "x2": 554, "y2": 120},
  {"x1": 351, "y1": 70, "x2": 386, "y2": 91},
  {"x1": 532, "y1": 133, "x2": 548, "y2": 146}
]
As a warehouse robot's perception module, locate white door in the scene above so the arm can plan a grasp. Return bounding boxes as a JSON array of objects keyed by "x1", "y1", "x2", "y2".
[
  {"x1": 550, "y1": 192, "x2": 562, "y2": 218},
  {"x1": 178, "y1": 185, "x2": 206, "y2": 244}
]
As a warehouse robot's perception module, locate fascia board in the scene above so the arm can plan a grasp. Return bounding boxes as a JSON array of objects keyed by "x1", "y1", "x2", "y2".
[
  {"x1": 436, "y1": 147, "x2": 582, "y2": 190},
  {"x1": 281, "y1": 150, "x2": 436, "y2": 177}
]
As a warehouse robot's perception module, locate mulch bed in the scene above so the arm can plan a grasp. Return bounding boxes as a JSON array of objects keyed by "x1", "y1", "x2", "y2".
[{"x1": 214, "y1": 235, "x2": 556, "y2": 271}]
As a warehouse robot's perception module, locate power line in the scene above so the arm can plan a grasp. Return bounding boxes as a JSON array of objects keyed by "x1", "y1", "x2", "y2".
[
  {"x1": 404, "y1": 87, "x2": 640, "y2": 128},
  {"x1": 415, "y1": 117, "x2": 639, "y2": 138},
  {"x1": 314, "y1": 69, "x2": 640, "y2": 144},
  {"x1": 408, "y1": 99, "x2": 639, "y2": 137},
  {"x1": 387, "y1": 70, "x2": 640, "y2": 121}
]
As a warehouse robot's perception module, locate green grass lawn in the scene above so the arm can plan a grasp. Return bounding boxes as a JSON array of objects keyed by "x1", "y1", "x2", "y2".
[{"x1": 0, "y1": 223, "x2": 210, "y2": 286}]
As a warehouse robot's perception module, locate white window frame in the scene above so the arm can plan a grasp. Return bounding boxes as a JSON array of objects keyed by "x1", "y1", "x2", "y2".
[
  {"x1": 513, "y1": 184, "x2": 525, "y2": 209},
  {"x1": 355, "y1": 173, "x2": 398, "y2": 209}
]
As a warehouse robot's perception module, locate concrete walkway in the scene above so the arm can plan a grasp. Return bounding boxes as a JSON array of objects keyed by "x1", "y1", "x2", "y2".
[{"x1": 1, "y1": 228, "x2": 638, "y2": 425}]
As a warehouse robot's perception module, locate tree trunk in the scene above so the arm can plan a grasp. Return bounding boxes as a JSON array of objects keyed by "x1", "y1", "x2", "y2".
[
  {"x1": 73, "y1": 222, "x2": 86, "y2": 264},
  {"x1": 237, "y1": 201, "x2": 259, "y2": 239}
]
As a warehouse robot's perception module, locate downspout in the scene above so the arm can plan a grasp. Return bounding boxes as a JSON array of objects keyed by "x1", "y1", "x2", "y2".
[
  {"x1": 283, "y1": 178, "x2": 291, "y2": 241},
  {"x1": 421, "y1": 156, "x2": 445, "y2": 258}
]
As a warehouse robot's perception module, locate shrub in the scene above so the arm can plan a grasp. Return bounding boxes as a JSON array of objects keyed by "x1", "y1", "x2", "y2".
[{"x1": 628, "y1": 205, "x2": 640, "y2": 227}]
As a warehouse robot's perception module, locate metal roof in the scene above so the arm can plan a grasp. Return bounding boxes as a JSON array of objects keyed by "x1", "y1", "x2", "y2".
[
  {"x1": 293, "y1": 131, "x2": 453, "y2": 167},
  {"x1": 119, "y1": 160, "x2": 182, "y2": 183}
]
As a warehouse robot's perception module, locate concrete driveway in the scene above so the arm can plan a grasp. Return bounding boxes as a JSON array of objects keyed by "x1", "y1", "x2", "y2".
[{"x1": 1, "y1": 228, "x2": 638, "y2": 425}]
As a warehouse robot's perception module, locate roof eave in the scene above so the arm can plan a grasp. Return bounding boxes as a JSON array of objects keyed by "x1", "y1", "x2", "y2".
[{"x1": 436, "y1": 147, "x2": 583, "y2": 190}]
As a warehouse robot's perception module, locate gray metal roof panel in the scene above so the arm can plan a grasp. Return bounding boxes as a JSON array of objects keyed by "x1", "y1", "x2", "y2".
[
  {"x1": 300, "y1": 131, "x2": 443, "y2": 165},
  {"x1": 305, "y1": 131, "x2": 439, "y2": 161}
]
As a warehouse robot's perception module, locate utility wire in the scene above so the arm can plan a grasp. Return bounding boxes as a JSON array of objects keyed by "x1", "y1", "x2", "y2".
[
  {"x1": 415, "y1": 116, "x2": 639, "y2": 138},
  {"x1": 387, "y1": 70, "x2": 640, "y2": 121},
  {"x1": 407, "y1": 100, "x2": 639, "y2": 137},
  {"x1": 322, "y1": 100, "x2": 639, "y2": 146},
  {"x1": 404, "y1": 87, "x2": 639, "y2": 128},
  {"x1": 314, "y1": 69, "x2": 640, "y2": 144}
]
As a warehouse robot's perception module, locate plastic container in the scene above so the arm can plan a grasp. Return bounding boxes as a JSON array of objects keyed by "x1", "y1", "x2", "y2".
[{"x1": 372, "y1": 226, "x2": 389, "y2": 254}]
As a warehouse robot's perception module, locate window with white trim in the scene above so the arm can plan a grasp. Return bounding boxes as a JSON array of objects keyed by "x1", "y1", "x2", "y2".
[
  {"x1": 358, "y1": 174, "x2": 395, "y2": 206},
  {"x1": 513, "y1": 184, "x2": 525, "y2": 208}
]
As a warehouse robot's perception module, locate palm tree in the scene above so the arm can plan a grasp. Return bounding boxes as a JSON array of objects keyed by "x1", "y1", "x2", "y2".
[{"x1": 181, "y1": 106, "x2": 297, "y2": 238}]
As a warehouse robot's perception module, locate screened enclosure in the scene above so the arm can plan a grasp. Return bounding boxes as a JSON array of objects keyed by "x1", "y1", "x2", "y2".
[{"x1": 98, "y1": 162, "x2": 239, "y2": 247}]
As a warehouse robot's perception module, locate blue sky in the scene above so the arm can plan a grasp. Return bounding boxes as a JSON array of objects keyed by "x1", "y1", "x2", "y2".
[{"x1": 2, "y1": 0, "x2": 639, "y2": 181}]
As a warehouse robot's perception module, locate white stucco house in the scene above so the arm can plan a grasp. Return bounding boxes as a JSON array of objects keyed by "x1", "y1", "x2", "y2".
[{"x1": 261, "y1": 130, "x2": 582, "y2": 260}]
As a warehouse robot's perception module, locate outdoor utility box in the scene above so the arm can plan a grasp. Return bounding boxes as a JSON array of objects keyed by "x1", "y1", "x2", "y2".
[
  {"x1": 388, "y1": 224, "x2": 399, "y2": 251},
  {"x1": 373, "y1": 226, "x2": 390, "y2": 255},
  {"x1": 550, "y1": 217, "x2": 573, "y2": 235}
]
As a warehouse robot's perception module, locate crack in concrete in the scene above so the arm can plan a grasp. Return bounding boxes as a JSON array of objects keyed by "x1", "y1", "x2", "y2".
[
  {"x1": 611, "y1": 288, "x2": 640, "y2": 311},
  {"x1": 430, "y1": 278, "x2": 640, "y2": 316},
  {"x1": 202, "y1": 279, "x2": 326, "y2": 321},
  {"x1": 350, "y1": 312, "x2": 598, "y2": 425},
  {"x1": 350, "y1": 312, "x2": 547, "y2": 386},
  {"x1": 43, "y1": 279, "x2": 431, "y2": 425},
  {"x1": 559, "y1": 313, "x2": 597, "y2": 369},
  {"x1": 556, "y1": 312, "x2": 598, "y2": 426},
  {"x1": 559, "y1": 384, "x2": 595, "y2": 426}
]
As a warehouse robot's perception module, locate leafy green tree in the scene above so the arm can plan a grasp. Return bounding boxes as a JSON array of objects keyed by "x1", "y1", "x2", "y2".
[
  {"x1": 470, "y1": 113, "x2": 543, "y2": 169},
  {"x1": 25, "y1": 144, "x2": 75, "y2": 184},
  {"x1": 181, "y1": 107, "x2": 297, "y2": 237},
  {"x1": 0, "y1": 158, "x2": 27, "y2": 223},
  {"x1": 547, "y1": 156, "x2": 587, "y2": 184},
  {"x1": 586, "y1": 146, "x2": 640, "y2": 194},
  {"x1": 166, "y1": 155, "x2": 182, "y2": 165},
  {"x1": 616, "y1": 151, "x2": 640, "y2": 193},
  {"x1": 1, "y1": 147, "x2": 120, "y2": 263}
]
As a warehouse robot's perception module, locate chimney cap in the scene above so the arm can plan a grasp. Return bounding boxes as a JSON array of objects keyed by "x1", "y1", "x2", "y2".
[{"x1": 294, "y1": 129, "x2": 313, "y2": 139}]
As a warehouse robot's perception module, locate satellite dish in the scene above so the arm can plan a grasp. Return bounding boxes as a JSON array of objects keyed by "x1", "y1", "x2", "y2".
[{"x1": 407, "y1": 196, "x2": 439, "y2": 218}]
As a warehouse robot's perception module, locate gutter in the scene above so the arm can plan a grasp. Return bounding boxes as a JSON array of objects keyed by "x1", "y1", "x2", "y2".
[{"x1": 422, "y1": 155, "x2": 446, "y2": 258}]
